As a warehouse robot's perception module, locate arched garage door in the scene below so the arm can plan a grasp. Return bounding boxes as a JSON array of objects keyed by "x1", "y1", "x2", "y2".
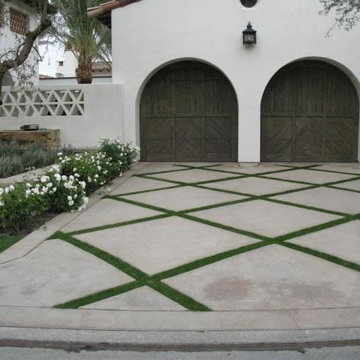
[
  {"x1": 261, "y1": 61, "x2": 359, "y2": 162},
  {"x1": 140, "y1": 61, "x2": 238, "y2": 162}
]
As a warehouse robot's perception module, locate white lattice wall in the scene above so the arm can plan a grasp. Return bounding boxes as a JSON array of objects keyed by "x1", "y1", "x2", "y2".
[{"x1": 0, "y1": 88, "x2": 85, "y2": 117}]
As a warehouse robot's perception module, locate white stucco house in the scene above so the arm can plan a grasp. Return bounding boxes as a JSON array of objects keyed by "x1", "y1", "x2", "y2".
[
  {"x1": 1, "y1": 0, "x2": 359, "y2": 163},
  {"x1": 88, "y1": 0, "x2": 360, "y2": 163},
  {"x1": 0, "y1": 0, "x2": 41, "y2": 86}
]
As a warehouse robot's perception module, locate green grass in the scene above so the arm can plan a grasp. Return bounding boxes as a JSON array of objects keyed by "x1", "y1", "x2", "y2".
[
  {"x1": 46, "y1": 162, "x2": 360, "y2": 310},
  {"x1": 0, "y1": 234, "x2": 23, "y2": 253}
]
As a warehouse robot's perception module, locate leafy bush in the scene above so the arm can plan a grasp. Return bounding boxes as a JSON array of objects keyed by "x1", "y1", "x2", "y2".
[
  {"x1": 0, "y1": 183, "x2": 49, "y2": 232},
  {"x1": 0, "y1": 141, "x2": 75, "y2": 178},
  {"x1": 99, "y1": 139, "x2": 140, "y2": 171},
  {"x1": 0, "y1": 140, "x2": 139, "y2": 233}
]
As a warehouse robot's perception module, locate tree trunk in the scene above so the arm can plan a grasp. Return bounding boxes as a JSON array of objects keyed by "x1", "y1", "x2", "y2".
[{"x1": 76, "y1": 63, "x2": 93, "y2": 84}]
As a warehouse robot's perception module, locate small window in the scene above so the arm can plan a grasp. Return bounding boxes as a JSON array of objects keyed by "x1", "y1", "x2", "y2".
[
  {"x1": 58, "y1": 61, "x2": 64, "y2": 66},
  {"x1": 241, "y1": 0, "x2": 257, "y2": 8},
  {"x1": 10, "y1": 8, "x2": 29, "y2": 35}
]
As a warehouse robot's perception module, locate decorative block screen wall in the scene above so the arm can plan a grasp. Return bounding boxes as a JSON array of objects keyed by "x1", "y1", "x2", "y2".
[
  {"x1": 0, "y1": 89, "x2": 85, "y2": 117},
  {"x1": 10, "y1": 8, "x2": 29, "y2": 35}
]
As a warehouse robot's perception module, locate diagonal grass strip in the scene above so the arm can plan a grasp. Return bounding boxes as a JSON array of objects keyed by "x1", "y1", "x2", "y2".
[
  {"x1": 67, "y1": 214, "x2": 172, "y2": 236},
  {"x1": 280, "y1": 242, "x2": 360, "y2": 273},
  {"x1": 54, "y1": 280, "x2": 145, "y2": 309},
  {"x1": 146, "y1": 280, "x2": 211, "y2": 311},
  {"x1": 53, "y1": 232, "x2": 148, "y2": 280}
]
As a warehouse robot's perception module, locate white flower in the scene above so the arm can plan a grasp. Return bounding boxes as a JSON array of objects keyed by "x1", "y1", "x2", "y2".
[
  {"x1": 5, "y1": 187, "x2": 9, "y2": 194},
  {"x1": 68, "y1": 200, "x2": 74, "y2": 206},
  {"x1": 54, "y1": 174, "x2": 61, "y2": 182},
  {"x1": 57, "y1": 152, "x2": 63, "y2": 156},
  {"x1": 67, "y1": 195, "x2": 73, "y2": 201},
  {"x1": 40, "y1": 176, "x2": 49, "y2": 183},
  {"x1": 61, "y1": 175, "x2": 67, "y2": 181},
  {"x1": 95, "y1": 174, "x2": 99, "y2": 178},
  {"x1": 47, "y1": 182, "x2": 53, "y2": 188},
  {"x1": 0, "y1": 188, "x2": 3, "y2": 195}
]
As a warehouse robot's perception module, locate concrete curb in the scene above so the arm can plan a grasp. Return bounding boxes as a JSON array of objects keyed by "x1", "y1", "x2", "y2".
[
  {"x1": 0, "y1": 327, "x2": 359, "y2": 352},
  {"x1": 0, "y1": 306, "x2": 360, "y2": 331}
]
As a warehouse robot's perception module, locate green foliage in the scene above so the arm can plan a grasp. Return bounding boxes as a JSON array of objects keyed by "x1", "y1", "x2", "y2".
[
  {"x1": 99, "y1": 139, "x2": 140, "y2": 171},
  {"x1": 320, "y1": 0, "x2": 360, "y2": 29},
  {"x1": 0, "y1": 234, "x2": 23, "y2": 254},
  {"x1": 50, "y1": 0, "x2": 111, "y2": 67},
  {"x1": 0, "y1": 142, "x2": 58, "y2": 178},
  {"x1": 0, "y1": 140, "x2": 139, "y2": 233},
  {"x1": 0, "y1": 183, "x2": 49, "y2": 232}
]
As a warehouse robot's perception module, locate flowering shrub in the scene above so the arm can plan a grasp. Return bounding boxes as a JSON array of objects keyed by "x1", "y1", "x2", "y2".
[
  {"x1": 57, "y1": 152, "x2": 119, "y2": 195},
  {"x1": 0, "y1": 183, "x2": 49, "y2": 232},
  {"x1": 41, "y1": 166, "x2": 88, "y2": 213},
  {"x1": 0, "y1": 140, "x2": 139, "y2": 233},
  {"x1": 99, "y1": 139, "x2": 140, "y2": 171}
]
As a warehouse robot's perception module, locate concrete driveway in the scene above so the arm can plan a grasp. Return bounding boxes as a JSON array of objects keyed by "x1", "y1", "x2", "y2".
[{"x1": 0, "y1": 162, "x2": 360, "y2": 332}]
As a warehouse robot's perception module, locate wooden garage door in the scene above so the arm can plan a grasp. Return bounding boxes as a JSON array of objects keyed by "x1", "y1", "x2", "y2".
[
  {"x1": 261, "y1": 61, "x2": 359, "y2": 162},
  {"x1": 140, "y1": 61, "x2": 238, "y2": 162}
]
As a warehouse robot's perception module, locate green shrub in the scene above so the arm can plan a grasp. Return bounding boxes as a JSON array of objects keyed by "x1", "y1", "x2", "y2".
[
  {"x1": 99, "y1": 139, "x2": 140, "y2": 171},
  {"x1": 0, "y1": 140, "x2": 139, "y2": 233},
  {"x1": 0, "y1": 183, "x2": 49, "y2": 232},
  {"x1": 0, "y1": 141, "x2": 74, "y2": 178}
]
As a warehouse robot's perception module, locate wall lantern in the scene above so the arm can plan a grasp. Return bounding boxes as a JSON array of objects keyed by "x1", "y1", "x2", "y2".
[{"x1": 243, "y1": 22, "x2": 257, "y2": 45}]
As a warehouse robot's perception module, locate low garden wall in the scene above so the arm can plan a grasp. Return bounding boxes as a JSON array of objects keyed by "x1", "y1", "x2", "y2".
[{"x1": 0, "y1": 84, "x2": 125, "y2": 148}]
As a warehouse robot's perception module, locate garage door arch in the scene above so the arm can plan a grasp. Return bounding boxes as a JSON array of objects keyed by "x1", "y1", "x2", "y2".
[
  {"x1": 261, "y1": 60, "x2": 359, "y2": 162},
  {"x1": 140, "y1": 61, "x2": 238, "y2": 162}
]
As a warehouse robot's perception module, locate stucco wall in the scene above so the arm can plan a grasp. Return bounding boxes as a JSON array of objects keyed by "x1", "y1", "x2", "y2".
[
  {"x1": 0, "y1": 84, "x2": 124, "y2": 147},
  {"x1": 111, "y1": 0, "x2": 360, "y2": 162}
]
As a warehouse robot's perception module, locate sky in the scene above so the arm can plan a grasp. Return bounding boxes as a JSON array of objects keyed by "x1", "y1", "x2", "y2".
[{"x1": 39, "y1": 43, "x2": 64, "y2": 77}]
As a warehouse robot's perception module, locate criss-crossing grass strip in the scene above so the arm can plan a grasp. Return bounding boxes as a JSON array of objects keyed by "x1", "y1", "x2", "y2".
[
  {"x1": 178, "y1": 213, "x2": 271, "y2": 242},
  {"x1": 0, "y1": 234, "x2": 23, "y2": 254},
  {"x1": 137, "y1": 167, "x2": 193, "y2": 176},
  {"x1": 133, "y1": 174, "x2": 189, "y2": 186},
  {"x1": 152, "y1": 241, "x2": 269, "y2": 282},
  {"x1": 255, "y1": 174, "x2": 315, "y2": 186},
  {"x1": 280, "y1": 242, "x2": 360, "y2": 273},
  {"x1": 146, "y1": 280, "x2": 211, "y2": 311},
  {"x1": 54, "y1": 232, "x2": 148, "y2": 280},
  {"x1": 112, "y1": 184, "x2": 184, "y2": 197},
  {"x1": 195, "y1": 182, "x2": 317, "y2": 199},
  {"x1": 197, "y1": 164, "x2": 319, "y2": 177},
  {"x1": 179, "y1": 198, "x2": 252, "y2": 214},
  {"x1": 55, "y1": 280, "x2": 145, "y2": 309},
  {"x1": 273, "y1": 216, "x2": 359, "y2": 243},
  {"x1": 264, "y1": 198, "x2": 351, "y2": 217},
  {"x1": 52, "y1": 232, "x2": 212, "y2": 311},
  {"x1": 67, "y1": 214, "x2": 172, "y2": 236},
  {"x1": 306, "y1": 167, "x2": 360, "y2": 176},
  {"x1": 49, "y1": 163, "x2": 360, "y2": 310},
  {"x1": 329, "y1": 185, "x2": 360, "y2": 194},
  {"x1": 104, "y1": 195, "x2": 177, "y2": 215}
]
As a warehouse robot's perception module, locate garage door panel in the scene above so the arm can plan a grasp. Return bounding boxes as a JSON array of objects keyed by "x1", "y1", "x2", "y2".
[
  {"x1": 143, "y1": 117, "x2": 173, "y2": 161},
  {"x1": 175, "y1": 117, "x2": 202, "y2": 161},
  {"x1": 261, "y1": 61, "x2": 359, "y2": 162},
  {"x1": 325, "y1": 117, "x2": 358, "y2": 161},
  {"x1": 141, "y1": 61, "x2": 238, "y2": 162},
  {"x1": 261, "y1": 116, "x2": 292, "y2": 161},
  {"x1": 294, "y1": 117, "x2": 323, "y2": 161},
  {"x1": 295, "y1": 70, "x2": 324, "y2": 115}
]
